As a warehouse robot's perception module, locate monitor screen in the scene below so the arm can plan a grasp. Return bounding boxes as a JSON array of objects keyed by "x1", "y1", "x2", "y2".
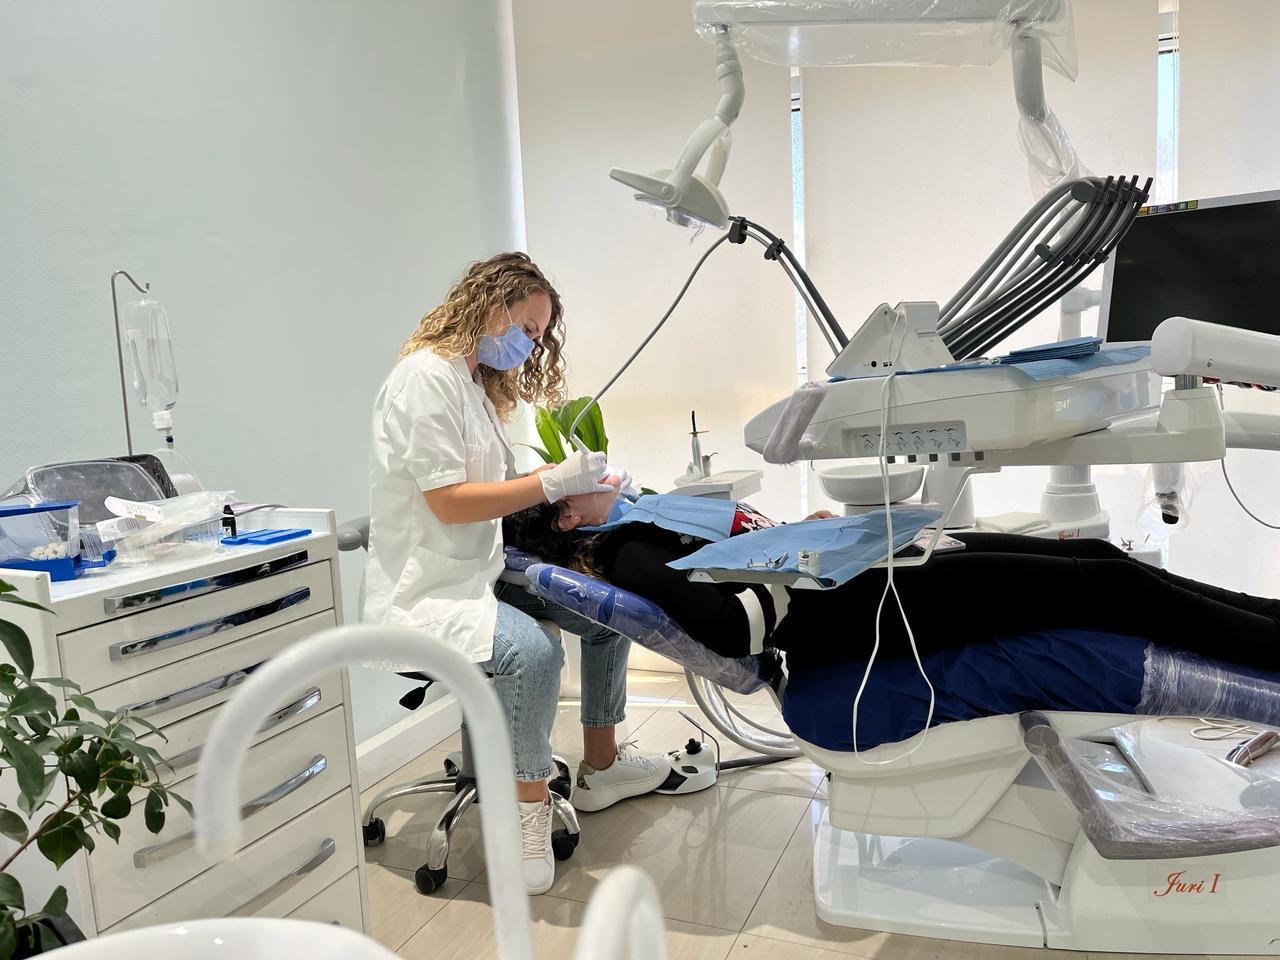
[{"x1": 1101, "y1": 192, "x2": 1280, "y2": 344}]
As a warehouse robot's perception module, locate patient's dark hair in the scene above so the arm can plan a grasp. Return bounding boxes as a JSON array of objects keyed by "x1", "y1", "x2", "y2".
[{"x1": 502, "y1": 504, "x2": 606, "y2": 577}]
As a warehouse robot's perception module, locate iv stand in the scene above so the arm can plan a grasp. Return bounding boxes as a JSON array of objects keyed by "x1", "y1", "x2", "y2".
[{"x1": 111, "y1": 269, "x2": 150, "y2": 457}]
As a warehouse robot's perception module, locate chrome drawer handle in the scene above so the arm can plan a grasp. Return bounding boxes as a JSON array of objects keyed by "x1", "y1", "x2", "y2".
[
  {"x1": 104, "y1": 550, "x2": 310, "y2": 614},
  {"x1": 110, "y1": 588, "x2": 312, "y2": 661},
  {"x1": 164, "y1": 687, "x2": 323, "y2": 773},
  {"x1": 133, "y1": 755, "x2": 328, "y2": 867},
  {"x1": 122, "y1": 661, "x2": 266, "y2": 719},
  {"x1": 229, "y1": 838, "x2": 337, "y2": 918}
]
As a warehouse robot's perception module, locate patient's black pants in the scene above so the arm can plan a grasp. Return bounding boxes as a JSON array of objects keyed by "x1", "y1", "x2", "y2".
[{"x1": 780, "y1": 533, "x2": 1280, "y2": 670}]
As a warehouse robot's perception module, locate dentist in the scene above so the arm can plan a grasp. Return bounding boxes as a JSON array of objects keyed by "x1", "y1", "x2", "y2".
[{"x1": 363, "y1": 253, "x2": 670, "y2": 895}]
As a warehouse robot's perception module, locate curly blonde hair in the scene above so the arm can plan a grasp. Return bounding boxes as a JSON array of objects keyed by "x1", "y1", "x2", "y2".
[{"x1": 400, "y1": 252, "x2": 566, "y2": 419}]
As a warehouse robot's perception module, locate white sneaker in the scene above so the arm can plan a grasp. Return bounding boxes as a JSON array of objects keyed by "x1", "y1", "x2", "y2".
[
  {"x1": 573, "y1": 741, "x2": 672, "y2": 812},
  {"x1": 518, "y1": 799, "x2": 555, "y2": 895}
]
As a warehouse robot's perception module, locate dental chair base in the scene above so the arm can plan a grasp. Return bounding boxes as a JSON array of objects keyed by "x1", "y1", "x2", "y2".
[
  {"x1": 801, "y1": 712, "x2": 1280, "y2": 954},
  {"x1": 361, "y1": 721, "x2": 581, "y2": 894}
]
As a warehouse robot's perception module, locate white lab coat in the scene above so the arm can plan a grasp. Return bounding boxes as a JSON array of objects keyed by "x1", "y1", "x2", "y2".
[{"x1": 362, "y1": 349, "x2": 516, "y2": 664}]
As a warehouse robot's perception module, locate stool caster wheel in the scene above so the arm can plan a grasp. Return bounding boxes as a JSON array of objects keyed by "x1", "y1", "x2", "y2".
[
  {"x1": 551, "y1": 829, "x2": 579, "y2": 861},
  {"x1": 443, "y1": 756, "x2": 460, "y2": 778},
  {"x1": 363, "y1": 818, "x2": 386, "y2": 847},
  {"x1": 415, "y1": 864, "x2": 449, "y2": 895}
]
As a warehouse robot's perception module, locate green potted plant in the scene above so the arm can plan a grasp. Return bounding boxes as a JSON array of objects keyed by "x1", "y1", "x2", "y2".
[
  {"x1": 526, "y1": 397, "x2": 609, "y2": 465},
  {"x1": 524, "y1": 397, "x2": 656, "y2": 495},
  {"x1": 0, "y1": 578, "x2": 188, "y2": 959}
]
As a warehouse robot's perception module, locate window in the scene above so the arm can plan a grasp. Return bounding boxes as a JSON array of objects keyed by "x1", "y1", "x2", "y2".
[
  {"x1": 790, "y1": 68, "x2": 807, "y2": 386},
  {"x1": 1154, "y1": 2, "x2": 1180, "y2": 204}
]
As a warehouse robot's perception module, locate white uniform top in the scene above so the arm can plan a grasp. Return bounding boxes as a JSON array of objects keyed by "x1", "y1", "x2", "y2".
[{"x1": 362, "y1": 349, "x2": 516, "y2": 664}]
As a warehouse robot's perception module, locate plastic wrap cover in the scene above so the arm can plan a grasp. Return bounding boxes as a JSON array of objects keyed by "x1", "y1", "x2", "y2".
[
  {"x1": 695, "y1": 0, "x2": 1082, "y2": 194},
  {"x1": 524, "y1": 562, "x2": 767, "y2": 696},
  {"x1": 1023, "y1": 712, "x2": 1280, "y2": 860},
  {"x1": 693, "y1": 1, "x2": 1077, "y2": 75},
  {"x1": 1137, "y1": 644, "x2": 1280, "y2": 729}
]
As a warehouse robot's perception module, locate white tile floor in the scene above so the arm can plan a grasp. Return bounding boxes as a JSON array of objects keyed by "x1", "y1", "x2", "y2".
[{"x1": 358, "y1": 671, "x2": 1251, "y2": 960}]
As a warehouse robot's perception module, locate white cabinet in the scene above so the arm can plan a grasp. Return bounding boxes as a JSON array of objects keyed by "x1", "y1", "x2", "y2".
[{"x1": 0, "y1": 509, "x2": 369, "y2": 936}]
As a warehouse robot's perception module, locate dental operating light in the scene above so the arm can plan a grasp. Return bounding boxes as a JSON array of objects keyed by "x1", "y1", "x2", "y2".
[{"x1": 609, "y1": 25, "x2": 743, "y2": 229}]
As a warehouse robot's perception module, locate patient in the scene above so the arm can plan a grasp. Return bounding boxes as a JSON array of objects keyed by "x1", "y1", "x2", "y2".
[{"x1": 503, "y1": 482, "x2": 1280, "y2": 670}]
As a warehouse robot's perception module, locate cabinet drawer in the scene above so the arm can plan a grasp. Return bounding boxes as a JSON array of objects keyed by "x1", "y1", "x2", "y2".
[
  {"x1": 90, "y1": 610, "x2": 336, "y2": 730},
  {"x1": 135, "y1": 669, "x2": 344, "y2": 777},
  {"x1": 109, "y1": 790, "x2": 360, "y2": 932},
  {"x1": 286, "y1": 869, "x2": 364, "y2": 930},
  {"x1": 61, "y1": 561, "x2": 334, "y2": 693},
  {"x1": 89, "y1": 706, "x2": 351, "y2": 928}
]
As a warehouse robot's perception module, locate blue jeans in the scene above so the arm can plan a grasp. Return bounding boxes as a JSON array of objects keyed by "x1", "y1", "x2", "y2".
[{"x1": 482, "y1": 581, "x2": 631, "y2": 782}]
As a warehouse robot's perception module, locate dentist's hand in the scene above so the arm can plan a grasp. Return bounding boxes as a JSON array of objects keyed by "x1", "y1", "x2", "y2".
[
  {"x1": 539, "y1": 451, "x2": 614, "y2": 503},
  {"x1": 604, "y1": 463, "x2": 640, "y2": 499}
]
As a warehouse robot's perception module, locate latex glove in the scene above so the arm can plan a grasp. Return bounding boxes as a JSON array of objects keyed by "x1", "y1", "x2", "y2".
[
  {"x1": 604, "y1": 463, "x2": 640, "y2": 499},
  {"x1": 539, "y1": 451, "x2": 613, "y2": 503}
]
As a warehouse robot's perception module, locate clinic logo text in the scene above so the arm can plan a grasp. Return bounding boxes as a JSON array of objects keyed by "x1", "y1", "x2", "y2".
[{"x1": 1152, "y1": 870, "x2": 1222, "y2": 897}]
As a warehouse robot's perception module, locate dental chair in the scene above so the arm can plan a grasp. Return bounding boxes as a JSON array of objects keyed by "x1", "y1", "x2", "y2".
[
  {"x1": 336, "y1": 518, "x2": 581, "y2": 895},
  {"x1": 514, "y1": 556, "x2": 1280, "y2": 955}
]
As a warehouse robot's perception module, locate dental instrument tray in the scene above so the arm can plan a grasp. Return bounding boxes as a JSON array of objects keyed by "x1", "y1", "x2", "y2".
[{"x1": 0, "y1": 500, "x2": 114, "y2": 582}]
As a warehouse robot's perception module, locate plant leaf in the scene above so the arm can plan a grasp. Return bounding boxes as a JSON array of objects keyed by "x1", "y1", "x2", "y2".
[
  {"x1": 99, "y1": 819, "x2": 121, "y2": 843},
  {"x1": 0, "y1": 594, "x2": 52, "y2": 613},
  {"x1": 534, "y1": 407, "x2": 567, "y2": 464},
  {"x1": 72, "y1": 821, "x2": 93, "y2": 854},
  {"x1": 512, "y1": 442, "x2": 554, "y2": 465},
  {"x1": 0, "y1": 810, "x2": 27, "y2": 845},
  {"x1": 143, "y1": 791, "x2": 164, "y2": 834},
  {"x1": 168, "y1": 792, "x2": 194, "y2": 817},
  {"x1": 19, "y1": 771, "x2": 59, "y2": 818},
  {"x1": 41, "y1": 886, "x2": 67, "y2": 918},
  {"x1": 0, "y1": 731, "x2": 46, "y2": 811},
  {"x1": 67, "y1": 696, "x2": 115, "y2": 723},
  {"x1": 99, "y1": 792, "x2": 131, "y2": 820},
  {"x1": 31, "y1": 677, "x2": 80, "y2": 691},
  {"x1": 35, "y1": 811, "x2": 81, "y2": 869},
  {"x1": 0, "y1": 622, "x2": 33, "y2": 679},
  {"x1": 0, "y1": 918, "x2": 15, "y2": 960},
  {"x1": 123, "y1": 715, "x2": 165, "y2": 739},
  {"x1": 9, "y1": 688, "x2": 57, "y2": 719},
  {"x1": 60, "y1": 753, "x2": 99, "y2": 794},
  {"x1": 552, "y1": 397, "x2": 608, "y2": 456},
  {"x1": 0, "y1": 874, "x2": 23, "y2": 911}
]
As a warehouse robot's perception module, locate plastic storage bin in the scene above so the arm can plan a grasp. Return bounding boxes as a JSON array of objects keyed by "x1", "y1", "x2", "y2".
[
  {"x1": 104, "y1": 491, "x2": 234, "y2": 566},
  {"x1": 0, "y1": 500, "x2": 112, "y2": 582},
  {"x1": 3, "y1": 460, "x2": 165, "y2": 525},
  {"x1": 112, "y1": 516, "x2": 224, "y2": 565}
]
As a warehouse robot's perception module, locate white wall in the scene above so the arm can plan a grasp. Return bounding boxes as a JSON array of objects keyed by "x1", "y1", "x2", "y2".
[
  {"x1": 0, "y1": 0, "x2": 527, "y2": 742},
  {"x1": 1156, "y1": 0, "x2": 1280, "y2": 593},
  {"x1": 800, "y1": 0, "x2": 1157, "y2": 532},
  {"x1": 511, "y1": 0, "x2": 801, "y2": 521}
]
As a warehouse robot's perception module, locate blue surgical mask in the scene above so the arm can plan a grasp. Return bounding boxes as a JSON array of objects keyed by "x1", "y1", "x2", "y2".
[{"x1": 477, "y1": 309, "x2": 535, "y2": 371}]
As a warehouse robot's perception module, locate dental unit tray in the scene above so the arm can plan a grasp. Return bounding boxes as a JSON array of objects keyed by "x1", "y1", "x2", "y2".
[
  {"x1": 670, "y1": 507, "x2": 944, "y2": 590},
  {"x1": 747, "y1": 344, "x2": 1162, "y2": 463}
]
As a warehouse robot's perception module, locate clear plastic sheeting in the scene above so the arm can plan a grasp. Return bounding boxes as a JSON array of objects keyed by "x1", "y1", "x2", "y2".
[
  {"x1": 1017, "y1": 105, "x2": 1083, "y2": 196},
  {"x1": 693, "y1": 0, "x2": 1078, "y2": 75},
  {"x1": 1137, "y1": 645, "x2": 1280, "y2": 729},
  {"x1": 694, "y1": 0, "x2": 1083, "y2": 195},
  {"x1": 1022, "y1": 710, "x2": 1280, "y2": 859},
  {"x1": 1137, "y1": 461, "x2": 1199, "y2": 534},
  {"x1": 524, "y1": 562, "x2": 768, "y2": 695}
]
